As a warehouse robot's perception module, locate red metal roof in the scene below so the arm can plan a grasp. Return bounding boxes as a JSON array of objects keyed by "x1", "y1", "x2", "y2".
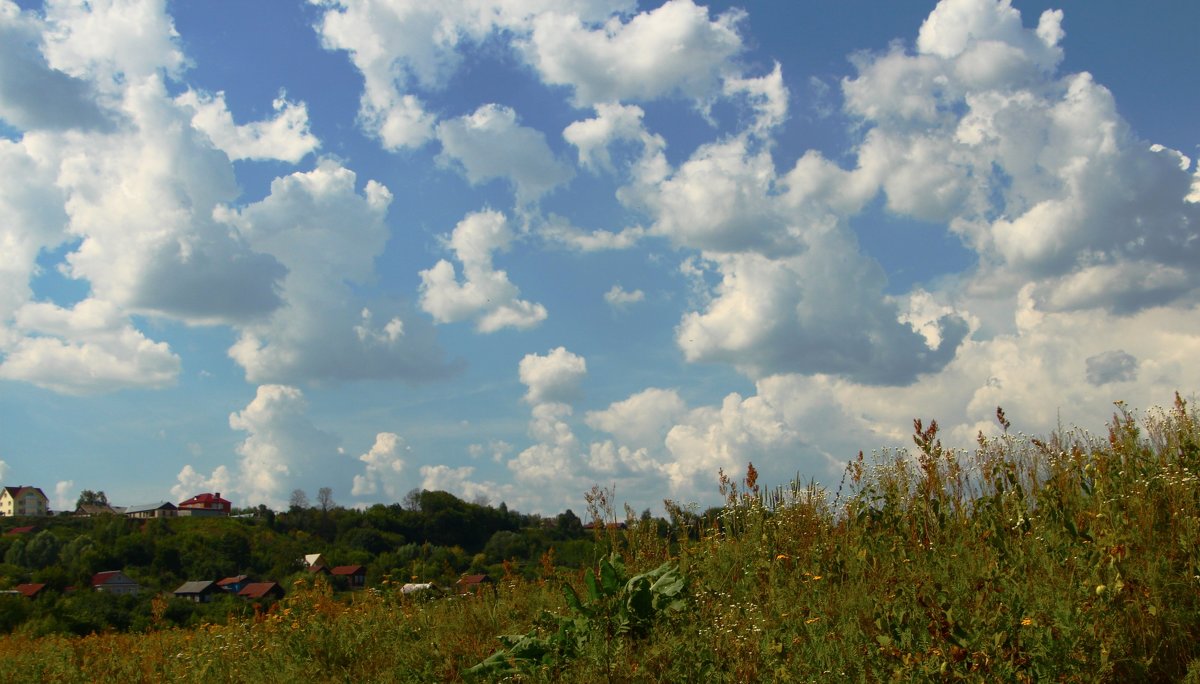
[
  {"x1": 91, "y1": 571, "x2": 131, "y2": 587},
  {"x1": 217, "y1": 574, "x2": 248, "y2": 587},
  {"x1": 238, "y1": 582, "x2": 282, "y2": 599},
  {"x1": 177, "y1": 492, "x2": 232, "y2": 508},
  {"x1": 15, "y1": 583, "x2": 45, "y2": 597},
  {"x1": 330, "y1": 565, "x2": 365, "y2": 576}
]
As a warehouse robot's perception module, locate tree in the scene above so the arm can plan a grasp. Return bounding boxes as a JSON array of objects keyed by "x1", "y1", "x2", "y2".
[
  {"x1": 317, "y1": 487, "x2": 336, "y2": 512},
  {"x1": 289, "y1": 489, "x2": 309, "y2": 511},
  {"x1": 75, "y1": 490, "x2": 108, "y2": 509}
]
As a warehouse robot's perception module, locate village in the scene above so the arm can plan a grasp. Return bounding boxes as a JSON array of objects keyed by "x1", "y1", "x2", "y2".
[{"x1": 0, "y1": 485, "x2": 498, "y2": 610}]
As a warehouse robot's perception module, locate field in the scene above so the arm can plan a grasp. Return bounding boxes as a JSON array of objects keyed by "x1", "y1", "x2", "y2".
[{"x1": 2, "y1": 397, "x2": 1199, "y2": 682}]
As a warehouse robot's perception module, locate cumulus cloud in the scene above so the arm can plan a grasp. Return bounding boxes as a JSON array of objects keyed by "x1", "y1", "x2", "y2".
[
  {"x1": 54, "y1": 480, "x2": 74, "y2": 510},
  {"x1": 40, "y1": 0, "x2": 187, "y2": 87},
  {"x1": 0, "y1": 299, "x2": 180, "y2": 394},
  {"x1": 603, "y1": 285, "x2": 644, "y2": 308},
  {"x1": 309, "y1": 0, "x2": 633, "y2": 148},
  {"x1": 585, "y1": 387, "x2": 685, "y2": 447},
  {"x1": 419, "y1": 464, "x2": 504, "y2": 504},
  {"x1": 563, "y1": 102, "x2": 664, "y2": 173},
  {"x1": 0, "y1": 459, "x2": 8, "y2": 481},
  {"x1": 0, "y1": 3, "x2": 110, "y2": 131},
  {"x1": 437, "y1": 104, "x2": 573, "y2": 203},
  {"x1": 838, "y1": 0, "x2": 1200, "y2": 315},
  {"x1": 52, "y1": 77, "x2": 286, "y2": 325},
  {"x1": 351, "y1": 432, "x2": 409, "y2": 499},
  {"x1": 227, "y1": 385, "x2": 340, "y2": 508},
  {"x1": 675, "y1": 231, "x2": 968, "y2": 384},
  {"x1": 520, "y1": 0, "x2": 744, "y2": 106},
  {"x1": 663, "y1": 390, "x2": 805, "y2": 494},
  {"x1": 722, "y1": 62, "x2": 788, "y2": 134},
  {"x1": 518, "y1": 346, "x2": 586, "y2": 404},
  {"x1": 419, "y1": 210, "x2": 548, "y2": 333},
  {"x1": 169, "y1": 464, "x2": 231, "y2": 502},
  {"x1": 176, "y1": 90, "x2": 319, "y2": 163},
  {"x1": 222, "y1": 160, "x2": 456, "y2": 384}
]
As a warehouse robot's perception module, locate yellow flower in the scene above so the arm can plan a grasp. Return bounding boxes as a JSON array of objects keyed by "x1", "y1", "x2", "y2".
[
  {"x1": 805, "y1": 617, "x2": 821, "y2": 624},
  {"x1": 1021, "y1": 617, "x2": 1033, "y2": 627},
  {"x1": 811, "y1": 575, "x2": 823, "y2": 581}
]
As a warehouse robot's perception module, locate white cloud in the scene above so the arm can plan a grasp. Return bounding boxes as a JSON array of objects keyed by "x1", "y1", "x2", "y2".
[
  {"x1": 520, "y1": 0, "x2": 744, "y2": 106},
  {"x1": 603, "y1": 285, "x2": 644, "y2": 308},
  {"x1": 176, "y1": 90, "x2": 320, "y2": 163},
  {"x1": 418, "y1": 210, "x2": 548, "y2": 333},
  {"x1": 352, "y1": 432, "x2": 408, "y2": 499},
  {"x1": 55, "y1": 77, "x2": 286, "y2": 325},
  {"x1": 722, "y1": 62, "x2": 788, "y2": 135},
  {"x1": 222, "y1": 160, "x2": 455, "y2": 384},
  {"x1": 563, "y1": 102, "x2": 663, "y2": 173},
  {"x1": 309, "y1": 0, "x2": 633, "y2": 149},
  {"x1": 227, "y1": 385, "x2": 341, "y2": 508},
  {"x1": 662, "y1": 390, "x2": 806, "y2": 496},
  {"x1": 0, "y1": 459, "x2": 8, "y2": 481},
  {"x1": 675, "y1": 235, "x2": 968, "y2": 384},
  {"x1": 839, "y1": 0, "x2": 1200, "y2": 315},
  {"x1": 40, "y1": 0, "x2": 187, "y2": 87},
  {"x1": 169, "y1": 464, "x2": 231, "y2": 502},
  {"x1": 585, "y1": 387, "x2": 685, "y2": 448},
  {"x1": 54, "y1": 480, "x2": 74, "y2": 510},
  {"x1": 0, "y1": 138, "x2": 69, "y2": 349},
  {"x1": 0, "y1": 299, "x2": 180, "y2": 394},
  {"x1": 437, "y1": 104, "x2": 573, "y2": 204},
  {"x1": 419, "y1": 464, "x2": 504, "y2": 503},
  {"x1": 0, "y1": 3, "x2": 109, "y2": 131},
  {"x1": 518, "y1": 346, "x2": 586, "y2": 405},
  {"x1": 540, "y1": 218, "x2": 646, "y2": 252}
]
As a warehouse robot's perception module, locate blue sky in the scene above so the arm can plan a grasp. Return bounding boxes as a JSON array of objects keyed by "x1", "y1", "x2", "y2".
[{"x1": 0, "y1": 0, "x2": 1197, "y2": 515}]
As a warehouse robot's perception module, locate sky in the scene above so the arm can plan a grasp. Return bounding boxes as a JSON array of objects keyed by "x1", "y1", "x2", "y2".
[{"x1": 0, "y1": 0, "x2": 1198, "y2": 516}]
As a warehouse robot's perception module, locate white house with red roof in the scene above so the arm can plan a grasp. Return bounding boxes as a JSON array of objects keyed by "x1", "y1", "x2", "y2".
[
  {"x1": 91, "y1": 571, "x2": 140, "y2": 595},
  {"x1": 0, "y1": 486, "x2": 50, "y2": 517},
  {"x1": 177, "y1": 492, "x2": 232, "y2": 517}
]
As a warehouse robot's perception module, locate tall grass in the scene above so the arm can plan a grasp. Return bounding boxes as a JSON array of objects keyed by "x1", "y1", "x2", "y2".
[{"x1": 2, "y1": 396, "x2": 1199, "y2": 682}]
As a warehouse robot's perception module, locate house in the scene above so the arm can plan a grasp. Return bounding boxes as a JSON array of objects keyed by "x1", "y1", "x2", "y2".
[
  {"x1": 124, "y1": 502, "x2": 177, "y2": 519},
  {"x1": 177, "y1": 492, "x2": 232, "y2": 517},
  {"x1": 15, "y1": 583, "x2": 46, "y2": 599},
  {"x1": 4, "y1": 525, "x2": 36, "y2": 536},
  {"x1": 456, "y1": 574, "x2": 496, "y2": 595},
  {"x1": 0, "y1": 486, "x2": 50, "y2": 517},
  {"x1": 216, "y1": 575, "x2": 251, "y2": 593},
  {"x1": 92, "y1": 571, "x2": 140, "y2": 595},
  {"x1": 331, "y1": 565, "x2": 367, "y2": 589},
  {"x1": 238, "y1": 582, "x2": 284, "y2": 601},
  {"x1": 173, "y1": 580, "x2": 220, "y2": 603},
  {"x1": 74, "y1": 503, "x2": 120, "y2": 517},
  {"x1": 306, "y1": 564, "x2": 330, "y2": 576},
  {"x1": 302, "y1": 553, "x2": 326, "y2": 568}
]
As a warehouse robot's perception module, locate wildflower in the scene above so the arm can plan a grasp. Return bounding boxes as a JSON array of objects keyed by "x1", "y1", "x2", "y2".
[
  {"x1": 805, "y1": 617, "x2": 821, "y2": 624},
  {"x1": 1020, "y1": 617, "x2": 1033, "y2": 627},
  {"x1": 1095, "y1": 584, "x2": 1107, "y2": 595}
]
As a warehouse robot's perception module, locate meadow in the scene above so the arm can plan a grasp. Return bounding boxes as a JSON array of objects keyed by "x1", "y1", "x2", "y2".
[{"x1": 1, "y1": 396, "x2": 1199, "y2": 682}]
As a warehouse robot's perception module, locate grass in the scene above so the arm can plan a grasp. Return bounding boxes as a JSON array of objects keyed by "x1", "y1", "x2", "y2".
[{"x1": 3, "y1": 395, "x2": 1200, "y2": 682}]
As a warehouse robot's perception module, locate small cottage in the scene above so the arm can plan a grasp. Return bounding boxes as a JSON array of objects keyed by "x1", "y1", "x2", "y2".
[
  {"x1": 92, "y1": 571, "x2": 140, "y2": 595},
  {"x1": 331, "y1": 565, "x2": 367, "y2": 589},
  {"x1": 238, "y1": 582, "x2": 285, "y2": 601},
  {"x1": 173, "y1": 580, "x2": 220, "y2": 603}
]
